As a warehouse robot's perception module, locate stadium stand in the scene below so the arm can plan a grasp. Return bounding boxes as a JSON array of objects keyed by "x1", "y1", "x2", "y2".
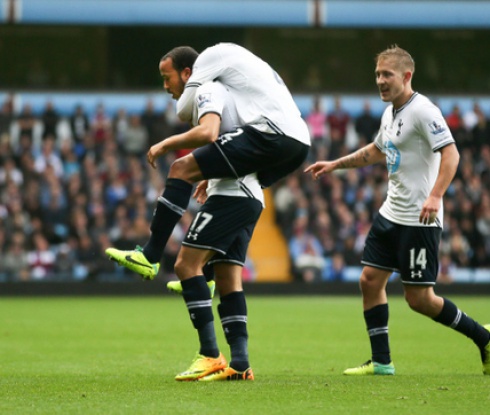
[
  {"x1": 1, "y1": 92, "x2": 489, "y2": 284},
  {"x1": 2, "y1": 0, "x2": 490, "y2": 285}
]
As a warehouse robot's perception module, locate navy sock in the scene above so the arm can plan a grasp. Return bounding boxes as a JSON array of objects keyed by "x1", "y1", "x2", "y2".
[
  {"x1": 218, "y1": 291, "x2": 249, "y2": 371},
  {"x1": 196, "y1": 322, "x2": 218, "y2": 358},
  {"x1": 182, "y1": 276, "x2": 218, "y2": 358},
  {"x1": 364, "y1": 303, "x2": 391, "y2": 365},
  {"x1": 433, "y1": 298, "x2": 490, "y2": 360},
  {"x1": 202, "y1": 262, "x2": 215, "y2": 283},
  {"x1": 143, "y1": 178, "x2": 192, "y2": 263}
]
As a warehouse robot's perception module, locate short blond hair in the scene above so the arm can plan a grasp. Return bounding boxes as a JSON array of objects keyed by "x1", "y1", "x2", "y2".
[{"x1": 376, "y1": 44, "x2": 415, "y2": 73}]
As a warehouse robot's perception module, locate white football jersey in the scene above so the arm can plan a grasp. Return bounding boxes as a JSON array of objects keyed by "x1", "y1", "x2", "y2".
[
  {"x1": 178, "y1": 43, "x2": 310, "y2": 146},
  {"x1": 374, "y1": 93, "x2": 455, "y2": 227},
  {"x1": 192, "y1": 81, "x2": 264, "y2": 207}
]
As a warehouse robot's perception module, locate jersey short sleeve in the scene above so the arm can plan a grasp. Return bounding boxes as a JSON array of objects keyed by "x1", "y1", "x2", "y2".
[
  {"x1": 414, "y1": 101, "x2": 455, "y2": 152},
  {"x1": 177, "y1": 44, "x2": 229, "y2": 121},
  {"x1": 192, "y1": 81, "x2": 227, "y2": 126}
]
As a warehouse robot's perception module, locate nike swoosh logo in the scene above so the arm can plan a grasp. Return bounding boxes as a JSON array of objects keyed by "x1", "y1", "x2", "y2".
[{"x1": 125, "y1": 255, "x2": 152, "y2": 269}]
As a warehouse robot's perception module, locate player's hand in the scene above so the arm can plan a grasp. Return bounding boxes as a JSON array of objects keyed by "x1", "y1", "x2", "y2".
[
  {"x1": 193, "y1": 180, "x2": 209, "y2": 204},
  {"x1": 304, "y1": 161, "x2": 334, "y2": 180},
  {"x1": 419, "y1": 196, "x2": 440, "y2": 225},
  {"x1": 147, "y1": 142, "x2": 168, "y2": 169}
]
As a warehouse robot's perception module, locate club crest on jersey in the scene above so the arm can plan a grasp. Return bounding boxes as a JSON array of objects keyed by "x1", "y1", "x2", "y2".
[
  {"x1": 197, "y1": 93, "x2": 211, "y2": 108},
  {"x1": 396, "y1": 119, "x2": 403, "y2": 136},
  {"x1": 428, "y1": 121, "x2": 446, "y2": 135}
]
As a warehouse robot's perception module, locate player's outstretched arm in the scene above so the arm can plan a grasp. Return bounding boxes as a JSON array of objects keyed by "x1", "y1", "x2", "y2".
[
  {"x1": 305, "y1": 143, "x2": 384, "y2": 179},
  {"x1": 304, "y1": 161, "x2": 336, "y2": 180}
]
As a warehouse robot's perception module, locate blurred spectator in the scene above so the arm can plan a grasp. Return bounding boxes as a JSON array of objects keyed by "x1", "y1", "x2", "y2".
[
  {"x1": 326, "y1": 96, "x2": 350, "y2": 159},
  {"x1": 11, "y1": 104, "x2": 42, "y2": 158},
  {"x1": 342, "y1": 234, "x2": 362, "y2": 266},
  {"x1": 448, "y1": 227, "x2": 472, "y2": 267},
  {"x1": 242, "y1": 256, "x2": 257, "y2": 282},
  {"x1": 289, "y1": 216, "x2": 325, "y2": 283},
  {"x1": 305, "y1": 96, "x2": 328, "y2": 161},
  {"x1": 27, "y1": 232, "x2": 56, "y2": 280},
  {"x1": 69, "y1": 104, "x2": 90, "y2": 157},
  {"x1": 60, "y1": 140, "x2": 81, "y2": 179},
  {"x1": 475, "y1": 191, "x2": 490, "y2": 267},
  {"x1": 163, "y1": 100, "x2": 179, "y2": 129},
  {"x1": 0, "y1": 98, "x2": 13, "y2": 137},
  {"x1": 16, "y1": 103, "x2": 37, "y2": 141},
  {"x1": 53, "y1": 243, "x2": 75, "y2": 279},
  {"x1": 34, "y1": 137, "x2": 64, "y2": 178},
  {"x1": 120, "y1": 114, "x2": 149, "y2": 158},
  {"x1": 2, "y1": 230, "x2": 30, "y2": 281},
  {"x1": 471, "y1": 107, "x2": 490, "y2": 153},
  {"x1": 324, "y1": 251, "x2": 346, "y2": 282},
  {"x1": 355, "y1": 100, "x2": 380, "y2": 144},
  {"x1": 446, "y1": 104, "x2": 464, "y2": 132},
  {"x1": 113, "y1": 107, "x2": 129, "y2": 143},
  {"x1": 141, "y1": 99, "x2": 166, "y2": 146},
  {"x1": 74, "y1": 234, "x2": 109, "y2": 281},
  {"x1": 22, "y1": 178, "x2": 42, "y2": 222},
  {"x1": 446, "y1": 104, "x2": 471, "y2": 149},
  {"x1": 273, "y1": 175, "x2": 305, "y2": 239},
  {"x1": 0, "y1": 158, "x2": 23, "y2": 186},
  {"x1": 437, "y1": 253, "x2": 455, "y2": 284},
  {"x1": 91, "y1": 103, "x2": 112, "y2": 159},
  {"x1": 41, "y1": 100, "x2": 59, "y2": 139},
  {"x1": 463, "y1": 102, "x2": 480, "y2": 132},
  {"x1": 40, "y1": 181, "x2": 69, "y2": 244},
  {"x1": 105, "y1": 175, "x2": 128, "y2": 212},
  {"x1": 5, "y1": 196, "x2": 31, "y2": 236}
]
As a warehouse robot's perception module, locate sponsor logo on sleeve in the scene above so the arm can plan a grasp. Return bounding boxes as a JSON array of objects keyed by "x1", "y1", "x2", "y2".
[
  {"x1": 197, "y1": 93, "x2": 211, "y2": 108},
  {"x1": 428, "y1": 121, "x2": 446, "y2": 135}
]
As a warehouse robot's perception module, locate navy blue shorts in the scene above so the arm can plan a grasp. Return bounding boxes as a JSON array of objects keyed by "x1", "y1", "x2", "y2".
[
  {"x1": 182, "y1": 195, "x2": 263, "y2": 266},
  {"x1": 361, "y1": 214, "x2": 442, "y2": 285},
  {"x1": 192, "y1": 125, "x2": 309, "y2": 188}
]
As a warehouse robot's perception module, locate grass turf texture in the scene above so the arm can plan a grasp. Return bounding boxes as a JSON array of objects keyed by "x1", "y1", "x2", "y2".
[{"x1": 2, "y1": 296, "x2": 489, "y2": 415}]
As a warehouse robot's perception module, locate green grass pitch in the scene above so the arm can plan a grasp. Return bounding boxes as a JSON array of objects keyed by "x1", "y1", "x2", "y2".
[{"x1": 1, "y1": 295, "x2": 489, "y2": 414}]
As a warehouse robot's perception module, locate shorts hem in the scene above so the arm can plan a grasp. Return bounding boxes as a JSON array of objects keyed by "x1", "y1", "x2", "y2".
[
  {"x1": 207, "y1": 258, "x2": 244, "y2": 267},
  {"x1": 401, "y1": 281, "x2": 436, "y2": 286},
  {"x1": 181, "y1": 242, "x2": 226, "y2": 255},
  {"x1": 361, "y1": 261, "x2": 399, "y2": 273}
]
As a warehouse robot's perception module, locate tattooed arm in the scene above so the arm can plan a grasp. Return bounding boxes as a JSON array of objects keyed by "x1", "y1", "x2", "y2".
[{"x1": 304, "y1": 143, "x2": 385, "y2": 180}]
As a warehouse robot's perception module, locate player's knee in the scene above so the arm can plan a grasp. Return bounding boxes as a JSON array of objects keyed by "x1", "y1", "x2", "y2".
[
  {"x1": 168, "y1": 158, "x2": 188, "y2": 178},
  {"x1": 404, "y1": 291, "x2": 425, "y2": 313},
  {"x1": 168, "y1": 156, "x2": 202, "y2": 182},
  {"x1": 404, "y1": 286, "x2": 436, "y2": 314},
  {"x1": 174, "y1": 256, "x2": 204, "y2": 280},
  {"x1": 174, "y1": 257, "x2": 191, "y2": 279},
  {"x1": 359, "y1": 270, "x2": 381, "y2": 292}
]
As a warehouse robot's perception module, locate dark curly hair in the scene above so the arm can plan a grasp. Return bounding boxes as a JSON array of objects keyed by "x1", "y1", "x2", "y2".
[{"x1": 161, "y1": 46, "x2": 199, "y2": 72}]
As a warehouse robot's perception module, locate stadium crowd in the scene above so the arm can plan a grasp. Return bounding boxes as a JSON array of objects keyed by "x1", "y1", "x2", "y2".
[{"x1": 0, "y1": 94, "x2": 489, "y2": 283}]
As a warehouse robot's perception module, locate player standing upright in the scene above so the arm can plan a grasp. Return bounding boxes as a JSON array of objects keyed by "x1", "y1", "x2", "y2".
[
  {"x1": 305, "y1": 45, "x2": 490, "y2": 375},
  {"x1": 169, "y1": 78, "x2": 263, "y2": 382}
]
